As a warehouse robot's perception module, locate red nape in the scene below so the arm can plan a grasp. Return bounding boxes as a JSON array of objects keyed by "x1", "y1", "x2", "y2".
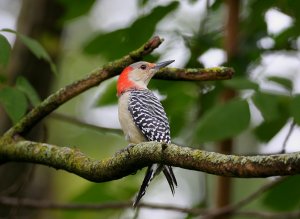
[{"x1": 117, "y1": 66, "x2": 135, "y2": 96}]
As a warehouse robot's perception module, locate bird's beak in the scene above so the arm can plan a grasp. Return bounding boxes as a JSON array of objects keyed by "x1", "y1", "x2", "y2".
[{"x1": 153, "y1": 60, "x2": 175, "y2": 69}]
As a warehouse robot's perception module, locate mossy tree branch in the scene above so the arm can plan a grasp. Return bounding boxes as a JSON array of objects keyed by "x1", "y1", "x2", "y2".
[
  {"x1": 1, "y1": 139, "x2": 300, "y2": 182},
  {"x1": 155, "y1": 66, "x2": 234, "y2": 81}
]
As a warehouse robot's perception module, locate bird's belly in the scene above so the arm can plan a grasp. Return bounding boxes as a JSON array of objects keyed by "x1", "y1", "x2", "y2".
[{"x1": 118, "y1": 93, "x2": 147, "y2": 144}]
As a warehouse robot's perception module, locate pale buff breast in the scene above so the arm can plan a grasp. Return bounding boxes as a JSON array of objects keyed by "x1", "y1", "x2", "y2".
[{"x1": 118, "y1": 92, "x2": 147, "y2": 144}]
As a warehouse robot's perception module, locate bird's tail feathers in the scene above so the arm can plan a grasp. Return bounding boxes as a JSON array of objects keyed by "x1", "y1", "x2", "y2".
[
  {"x1": 133, "y1": 164, "x2": 177, "y2": 208},
  {"x1": 163, "y1": 166, "x2": 177, "y2": 195},
  {"x1": 133, "y1": 164, "x2": 162, "y2": 208}
]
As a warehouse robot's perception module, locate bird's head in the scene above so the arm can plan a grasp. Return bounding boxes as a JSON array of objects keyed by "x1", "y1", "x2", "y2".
[{"x1": 117, "y1": 60, "x2": 174, "y2": 96}]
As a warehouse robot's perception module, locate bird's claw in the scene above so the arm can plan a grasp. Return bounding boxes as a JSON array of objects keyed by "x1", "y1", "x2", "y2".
[
  {"x1": 114, "y1": 143, "x2": 135, "y2": 156},
  {"x1": 161, "y1": 142, "x2": 168, "y2": 151}
]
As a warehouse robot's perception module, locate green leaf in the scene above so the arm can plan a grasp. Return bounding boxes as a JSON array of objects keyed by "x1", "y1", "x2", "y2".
[
  {"x1": 267, "y1": 76, "x2": 293, "y2": 91},
  {"x1": 2, "y1": 29, "x2": 57, "y2": 75},
  {"x1": 195, "y1": 99, "x2": 250, "y2": 142},
  {"x1": 263, "y1": 176, "x2": 300, "y2": 210},
  {"x1": 84, "y1": 2, "x2": 179, "y2": 60},
  {"x1": 2, "y1": 29, "x2": 50, "y2": 60},
  {"x1": 150, "y1": 80, "x2": 198, "y2": 137},
  {"x1": 19, "y1": 34, "x2": 50, "y2": 59},
  {"x1": 0, "y1": 33, "x2": 11, "y2": 68},
  {"x1": 19, "y1": 34, "x2": 58, "y2": 75},
  {"x1": 138, "y1": 0, "x2": 150, "y2": 7},
  {"x1": 253, "y1": 116, "x2": 287, "y2": 142},
  {"x1": 290, "y1": 95, "x2": 300, "y2": 125},
  {"x1": 252, "y1": 92, "x2": 281, "y2": 121},
  {"x1": 84, "y1": 28, "x2": 129, "y2": 59},
  {"x1": 253, "y1": 92, "x2": 291, "y2": 142},
  {"x1": 58, "y1": 0, "x2": 96, "y2": 20},
  {"x1": 0, "y1": 87, "x2": 28, "y2": 124},
  {"x1": 16, "y1": 76, "x2": 41, "y2": 107},
  {"x1": 95, "y1": 79, "x2": 118, "y2": 106},
  {"x1": 273, "y1": 26, "x2": 298, "y2": 50},
  {"x1": 223, "y1": 77, "x2": 259, "y2": 90}
]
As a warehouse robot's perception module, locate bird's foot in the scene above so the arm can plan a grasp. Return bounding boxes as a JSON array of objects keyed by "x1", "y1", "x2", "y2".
[
  {"x1": 161, "y1": 142, "x2": 168, "y2": 151},
  {"x1": 114, "y1": 143, "x2": 135, "y2": 156}
]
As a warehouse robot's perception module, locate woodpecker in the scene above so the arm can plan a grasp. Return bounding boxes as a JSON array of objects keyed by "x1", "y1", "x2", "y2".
[{"x1": 117, "y1": 60, "x2": 177, "y2": 207}]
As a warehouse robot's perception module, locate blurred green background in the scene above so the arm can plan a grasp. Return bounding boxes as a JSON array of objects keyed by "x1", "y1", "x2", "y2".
[{"x1": 1, "y1": 0, "x2": 300, "y2": 218}]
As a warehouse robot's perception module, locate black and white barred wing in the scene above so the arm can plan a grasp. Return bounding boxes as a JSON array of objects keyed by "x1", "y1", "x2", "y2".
[{"x1": 128, "y1": 90, "x2": 171, "y2": 143}]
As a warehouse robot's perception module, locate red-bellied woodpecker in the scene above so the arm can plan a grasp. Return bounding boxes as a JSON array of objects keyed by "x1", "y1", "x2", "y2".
[{"x1": 117, "y1": 60, "x2": 177, "y2": 207}]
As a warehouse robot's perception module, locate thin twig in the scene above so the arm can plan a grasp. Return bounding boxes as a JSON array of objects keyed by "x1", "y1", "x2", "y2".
[
  {"x1": 202, "y1": 177, "x2": 287, "y2": 219},
  {"x1": 2, "y1": 196, "x2": 300, "y2": 219},
  {"x1": 49, "y1": 113, "x2": 123, "y2": 135},
  {"x1": 281, "y1": 121, "x2": 296, "y2": 153},
  {"x1": 0, "y1": 196, "x2": 202, "y2": 215}
]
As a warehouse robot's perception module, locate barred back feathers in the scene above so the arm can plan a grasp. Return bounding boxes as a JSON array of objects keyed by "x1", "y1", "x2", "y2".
[{"x1": 128, "y1": 90, "x2": 171, "y2": 143}]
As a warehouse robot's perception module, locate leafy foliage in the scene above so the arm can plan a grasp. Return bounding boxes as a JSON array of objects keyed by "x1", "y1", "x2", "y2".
[
  {"x1": 58, "y1": 0, "x2": 96, "y2": 20},
  {"x1": 267, "y1": 76, "x2": 293, "y2": 92},
  {"x1": 16, "y1": 76, "x2": 41, "y2": 107},
  {"x1": 0, "y1": 87, "x2": 27, "y2": 124},
  {"x1": 0, "y1": 31, "x2": 44, "y2": 123},
  {"x1": 254, "y1": 117, "x2": 288, "y2": 142},
  {"x1": 0, "y1": 76, "x2": 39, "y2": 123},
  {"x1": 1, "y1": 29, "x2": 57, "y2": 75},
  {"x1": 195, "y1": 99, "x2": 250, "y2": 142},
  {"x1": 252, "y1": 92, "x2": 291, "y2": 142},
  {"x1": 263, "y1": 176, "x2": 300, "y2": 210},
  {"x1": 18, "y1": 34, "x2": 58, "y2": 75},
  {"x1": 252, "y1": 92, "x2": 282, "y2": 121},
  {"x1": 95, "y1": 79, "x2": 118, "y2": 106},
  {"x1": 83, "y1": 2, "x2": 179, "y2": 60},
  {"x1": 151, "y1": 80, "x2": 198, "y2": 137}
]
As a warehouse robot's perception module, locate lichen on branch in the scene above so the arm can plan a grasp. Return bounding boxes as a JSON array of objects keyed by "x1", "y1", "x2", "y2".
[
  {"x1": 155, "y1": 66, "x2": 234, "y2": 81},
  {"x1": 1, "y1": 139, "x2": 300, "y2": 182}
]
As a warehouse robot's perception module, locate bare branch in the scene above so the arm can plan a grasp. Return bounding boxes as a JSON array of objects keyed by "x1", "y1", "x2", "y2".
[
  {"x1": 2, "y1": 195, "x2": 300, "y2": 218},
  {"x1": 1, "y1": 140, "x2": 300, "y2": 182},
  {"x1": 0, "y1": 196, "x2": 201, "y2": 214}
]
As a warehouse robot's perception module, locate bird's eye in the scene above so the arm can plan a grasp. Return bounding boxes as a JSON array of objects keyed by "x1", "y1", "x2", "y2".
[{"x1": 140, "y1": 64, "x2": 147, "y2": 70}]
